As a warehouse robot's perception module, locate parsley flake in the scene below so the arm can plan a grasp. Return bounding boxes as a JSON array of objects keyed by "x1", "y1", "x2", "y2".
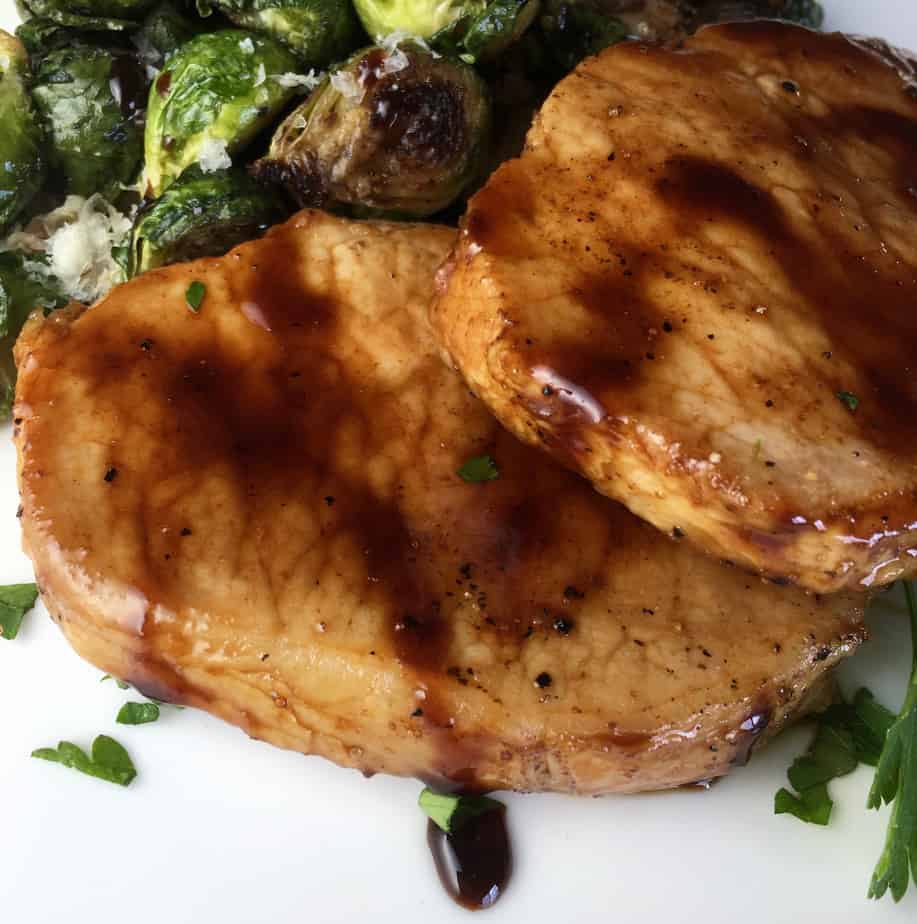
[
  {"x1": 32, "y1": 735, "x2": 137, "y2": 786},
  {"x1": 0, "y1": 583, "x2": 39, "y2": 640},
  {"x1": 116, "y1": 701, "x2": 161, "y2": 725},
  {"x1": 836, "y1": 390, "x2": 859, "y2": 412},
  {"x1": 419, "y1": 788, "x2": 502, "y2": 834},
  {"x1": 867, "y1": 582, "x2": 917, "y2": 902},
  {"x1": 185, "y1": 281, "x2": 206, "y2": 312},
  {"x1": 457, "y1": 455, "x2": 499, "y2": 483}
]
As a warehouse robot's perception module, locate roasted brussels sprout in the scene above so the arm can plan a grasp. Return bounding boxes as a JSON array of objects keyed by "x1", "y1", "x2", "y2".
[
  {"x1": 132, "y1": 0, "x2": 200, "y2": 68},
  {"x1": 31, "y1": 41, "x2": 145, "y2": 198},
  {"x1": 144, "y1": 29, "x2": 300, "y2": 197},
  {"x1": 354, "y1": 0, "x2": 486, "y2": 41},
  {"x1": 0, "y1": 251, "x2": 67, "y2": 417},
  {"x1": 209, "y1": 0, "x2": 358, "y2": 67},
  {"x1": 16, "y1": 0, "x2": 141, "y2": 33},
  {"x1": 0, "y1": 33, "x2": 45, "y2": 234},
  {"x1": 689, "y1": 0, "x2": 823, "y2": 29},
  {"x1": 254, "y1": 43, "x2": 490, "y2": 217},
  {"x1": 129, "y1": 165, "x2": 289, "y2": 274},
  {"x1": 537, "y1": 0, "x2": 628, "y2": 73}
]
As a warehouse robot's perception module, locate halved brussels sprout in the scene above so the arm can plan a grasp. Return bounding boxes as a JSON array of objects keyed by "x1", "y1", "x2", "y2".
[
  {"x1": 0, "y1": 250, "x2": 67, "y2": 418},
  {"x1": 144, "y1": 29, "x2": 300, "y2": 197},
  {"x1": 354, "y1": 0, "x2": 486, "y2": 41},
  {"x1": 0, "y1": 33, "x2": 45, "y2": 234},
  {"x1": 253, "y1": 42, "x2": 490, "y2": 218},
  {"x1": 450, "y1": 0, "x2": 539, "y2": 62},
  {"x1": 209, "y1": 0, "x2": 358, "y2": 67},
  {"x1": 130, "y1": 165, "x2": 289, "y2": 275},
  {"x1": 31, "y1": 41, "x2": 146, "y2": 198}
]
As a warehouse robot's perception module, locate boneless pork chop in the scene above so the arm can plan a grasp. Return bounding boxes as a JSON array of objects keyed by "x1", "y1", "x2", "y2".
[
  {"x1": 432, "y1": 21, "x2": 917, "y2": 594},
  {"x1": 14, "y1": 210, "x2": 863, "y2": 792}
]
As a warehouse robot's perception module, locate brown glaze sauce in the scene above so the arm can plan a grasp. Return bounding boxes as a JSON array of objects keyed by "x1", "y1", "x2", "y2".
[{"x1": 427, "y1": 808, "x2": 512, "y2": 911}]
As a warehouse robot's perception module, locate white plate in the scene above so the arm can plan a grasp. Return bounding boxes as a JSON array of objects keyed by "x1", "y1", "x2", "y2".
[{"x1": 1, "y1": 3, "x2": 915, "y2": 922}]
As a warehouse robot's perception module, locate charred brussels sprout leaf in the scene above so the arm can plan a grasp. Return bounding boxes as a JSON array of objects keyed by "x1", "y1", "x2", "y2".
[
  {"x1": 132, "y1": 0, "x2": 200, "y2": 68},
  {"x1": 130, "y1": 165, "x2": 289, "y2": 274},
  {"x1": 538, "y1": 0, "x2": 628, "y2": 73},
  {"x1": 0, "y1": 33, "x2": 45, "y2": 234},
  {"x1": 31, "y1": 42, "x2": 145, "y2": 198},
  {"x1": 209, "y1": 0, "x2": 358, "y2": 68},
  {"x1": 354, "y1": 0, "x2": 486, "y2": 41},
  {"x1": 254, "y1": 43, "x2": 491, "y2": 218},
  {"x1": 0, "y1": 251, "x2": 67, "y2": 419},
  {"x1": 144, "y1": 29, "x2": 299, "y2": 196}
]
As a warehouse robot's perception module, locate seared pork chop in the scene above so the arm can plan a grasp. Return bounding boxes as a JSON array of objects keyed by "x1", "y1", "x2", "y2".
[
  {"x1": 432, "y1": 22, "x2": 917, "y2": 594},
  {"x1": 15, "y1": 210, "x2": 863, "y2": 793}
]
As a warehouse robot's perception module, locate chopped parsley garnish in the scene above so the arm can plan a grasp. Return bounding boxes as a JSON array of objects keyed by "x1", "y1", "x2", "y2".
[
  {"x1": 419, "y1": 788, "x2": 502, "y2": 834},
  {"x1": 116, "y1": 701, "x2": 161, "y2": 725},
  {"x1": 32, "y1": 735, "x2": 137, "y2": 786},
  {"x1": 457, "y1": 455, "x2": 499, "y2": 483},
  {"x1": 100, "y1": 674, "x2": 130, "y2": 690},
  {"x1": 185, "y1": 280, "x2": 206, "y2": 312},
  {"x1": 775, "y1": 689, "x2": 894, "y2": 825},
  {"x1": 867, "y1": 582, "x2": 917, "y2": 902},
  {"x1": 836, "y1": 390, "x2": 859, "y2": 412},
  {"x1": 0, "y1": 583, "x2": 39, "y2": 640}
]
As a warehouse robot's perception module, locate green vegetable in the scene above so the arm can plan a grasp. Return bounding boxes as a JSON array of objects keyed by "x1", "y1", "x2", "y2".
[
  {"x1": 537, "y1": 0, "x2": 629, "y2": 74},
  {"x1": 457, "y1": 454, "x2": 499, "y2": 482},
  {"x1": 0, "y1": 583, "x2": 40, "y2": 640},
  {"x1": 130, "y1": 166, "x2": 288, "y2": 275},
  {"x1": 689, "y1": 0, "x2": 824, "y2": 31},
  {"x1": 354, "y1": 0, "x2": 486, "y2": 40},
  {"x1": 101, "y1": 673, "x2": 131, "y2": 689},
  {"x1": 116, "y1": 701, "x2": 161, "y2": 724},
  {"x1": 837, "y1": 390, "x2": 859, "y2": 412},
  {"x1": 0, "y1": 32, "x2": 45, "y2": 234},
  {"x1": 185, "y1": 279, "x2": 205, "y2": 310},
  {"x1": 16, "y1": 0, "x2": 140, "y2": 33},
  {"x1": 867, "y1": 582, "x2": 917, "y2": 902},
  {"x1": 774, "y1": 687, "x2": 894, "y2": 826},
  {"x1": 0, "y1": 251, "x2": 68, "y2": 419},
  {"x1": 132, "y1": 0, "x2": 200, "y2": 68},
  {"x1": 143, "y1": 29, "x2": 299, "y2": 197},
  {"x1": 418, "y1": 787, "x2": 502, "y2": 833},
  {"x1": 459, "y1": 0, "x2": 539, "y2": 62},
  {"x1": 31, "y1": 41, "x2": 145, "y2": 198},
  {"x1": 32, "y1": 734, "x2": 137, "y2": 785},
  {"x1": 208, "y1": 0, "x2": 358, "y2": 68},
  {"x1": 254, "y1": 42, "x2": 491, "y2": 218}
]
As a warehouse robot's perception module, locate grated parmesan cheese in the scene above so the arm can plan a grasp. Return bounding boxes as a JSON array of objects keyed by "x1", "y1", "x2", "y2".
[
  {"x1": 3, "y1": 195, "x2": 132, "y2": 304},
  {"x1": 197, "y1": 136, "x2": 232, "y2": 173},
  {"x1": 330, "y1": 69, "x2": 363, "y2": 101},
  {"x1": 239, "y1": 37, "x2": 255, "y2": 53},
  {"x1": 273, "y1": 70, "x2": 322, "y2": 91}
]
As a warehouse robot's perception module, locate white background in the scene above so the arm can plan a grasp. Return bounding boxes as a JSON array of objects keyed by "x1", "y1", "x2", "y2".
[{"x1": 2, "y1": 2, "x2": 917, "y2": 921}]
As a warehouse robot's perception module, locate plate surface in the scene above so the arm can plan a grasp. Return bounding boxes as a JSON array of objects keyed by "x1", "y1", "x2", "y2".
[{"x1": 1, "y1": 3, "x2": 916, "y2": 922}]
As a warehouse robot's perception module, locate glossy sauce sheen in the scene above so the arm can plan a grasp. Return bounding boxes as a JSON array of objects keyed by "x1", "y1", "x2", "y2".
[
  {"x1": 427, "y1": 809, "x2": 512, "y2": 910},
  {"x1": 434, "y1": 21, "x2": 917, "y2": 592},
  {"x1": 15, "y1": 211, "x2": 866, "y2": 794}
]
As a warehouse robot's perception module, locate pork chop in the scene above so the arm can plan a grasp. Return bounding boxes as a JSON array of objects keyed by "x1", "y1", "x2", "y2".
[
  {"x1": 432, "y1": 21, "x2": 917, "y2": 594},
  {"x1": 15, "y1": 210, "x2": 864, "y2": 793}
]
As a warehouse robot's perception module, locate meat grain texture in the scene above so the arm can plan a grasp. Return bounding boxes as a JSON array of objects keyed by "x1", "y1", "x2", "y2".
[
  {"x1": 14, "y1": 210, "x2": 864, "y2": 793},
  {"x1": 432, "y1": 22, "x2": 917, "y2": 594}
]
